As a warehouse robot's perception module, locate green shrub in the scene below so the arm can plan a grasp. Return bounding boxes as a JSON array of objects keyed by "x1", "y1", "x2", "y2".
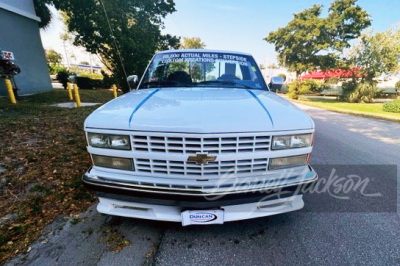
[
  {"x1": 56, "y1": 68, "x2": 71, "y2": 89},
  {"x1": 48, "y1": 64, "x2": 65, "y2": 75},
  {"x1": 328, "y1": 77, "x2": 339, "y2": 85},
  {"x1": 395, "y1": 81, "x2": 400, "y2": 90},
  {"x1": 340, "y1": 81, "x2": 377, "y2": 103},
  {"x1": 288, "y1": 81, "x2": 300, "y2": 99},
  {"x1": 75, "y1": 75, "x2": 112, "y2": 89},
  {"x1": 79, "y1": 72, "x2": 103, "y2": 80},
  {"x1": 320, "y1": 82, "x2": 331, "y2": 91},
  {"x1": 298, "y1": 82, "x2": 311, "y2": 94},
  {"x1": 341, "y1": 81, "x2": 357, "y2": 101},
  {"x1": 288, "y1": 79, "x2": 322, "y2": 99},
  {"x1": 101, "y1": 70, "x2": 117, "y2": 89},
  {"x1": 383, "y1": 100, "x2": 400, "y2": 113},
  {"x1": 302, "y1": 79, "x2": 321, "y2": 92},
  {"x1": 288, "y1": 80, "x2": 309, "y2": 99},
  {"x1": 76, "y1": 77, "x2": 93, "y2": 90},
  {"x1": 348, "y1": 81, "x2": 377, "y2": 103},
  {"x1": 91, "y1": 79, "x2": 104, "y2": 89}
]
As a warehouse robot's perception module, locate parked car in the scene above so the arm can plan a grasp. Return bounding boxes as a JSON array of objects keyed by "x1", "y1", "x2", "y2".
[{"x1": 82, "y1": 50, "x2": 317, "y2": 226}]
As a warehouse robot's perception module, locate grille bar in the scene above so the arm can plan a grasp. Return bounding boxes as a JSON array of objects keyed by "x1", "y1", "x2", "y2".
[
  {"x1": 135, "y1": 158, "x2": 269, "y2": 178},
  {"x1": 132, "y1": 133, "x2": 271, "y2": 155}
]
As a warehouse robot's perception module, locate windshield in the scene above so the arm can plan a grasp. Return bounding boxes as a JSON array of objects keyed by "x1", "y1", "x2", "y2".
[{"x1": 139, "y1": 51, "x2": 267, "y2": 90}]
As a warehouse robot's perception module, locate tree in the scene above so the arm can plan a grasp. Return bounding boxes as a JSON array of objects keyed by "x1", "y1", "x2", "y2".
[
  {"x1": 33, "y1": 0, "x2": 53, "y2": 28},
  {"x1": 158, "y1": 34, "x2": 181, "y2": 51},
  {"x1": 265, "y1": 0, "x2": 370, "y2": 77},
  {"x1": 56, "y1": 68, "x2": 70, "y2": 89},
  {"x1": 45, "y1": 49, "x2": 63, "y2": 74},
  {"x1": 344, "y1": 29, "x2": 400, "y2": 102},
  {"x1": 45, "y1": 49, "x2": 62, "y2": 65},
  {"x1": 396, "y1": 80, "x2": 400, "y2": 90},
  {"x1": 328, "y1": 0, "x2": 372, "y2": 50},
  {"x1": 180, "y1": 37, "x2": 206, "y2": 49},
  {"x1": 60, "y1": 11, "x2": 74, "y2": 68},
  {"x1": 170, "y1": 37, "x2": 207, "y2": 81},
  {"x1": 50, "y1": 0, "x2": 179, "y2": 93},
  {"x1": 349, "y1": 29, "x2": 400, "y2": 82}
]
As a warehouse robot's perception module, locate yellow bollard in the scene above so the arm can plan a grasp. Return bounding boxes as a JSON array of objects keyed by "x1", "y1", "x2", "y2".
[
  {"x1": 5, "y1": 78, "x2": 17, "y2": 104},
  {"x1": 112, "y1": 84, "x2": 118, "y2": 98},
  {"x1": 67, "y1": 82, "x2": 73, "y2": 100},
  {"x1": 73, "y1": 84, "x2": 81, "y2": 107}
]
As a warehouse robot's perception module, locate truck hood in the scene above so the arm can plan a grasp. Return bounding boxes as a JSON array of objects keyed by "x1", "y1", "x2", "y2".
[{"x1": 84, "y1": 87, "x2": 314, "y2": 133}]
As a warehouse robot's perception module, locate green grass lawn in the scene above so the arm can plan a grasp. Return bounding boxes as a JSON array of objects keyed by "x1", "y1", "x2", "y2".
[
  {"x1": 0, "y1": 89, "x2": 117, "y2": 262},
  {"x1": 8, "y1": 88, "x2": 113, "y2": 104},
  {"x1": 293, "y1": 96, "x2": 400, "y2": 122}
]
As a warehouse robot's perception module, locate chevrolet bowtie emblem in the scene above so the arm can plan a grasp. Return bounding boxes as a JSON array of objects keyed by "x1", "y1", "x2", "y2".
[{"x1": 187, "y1": 154, "x2": 216, "y2": 165}]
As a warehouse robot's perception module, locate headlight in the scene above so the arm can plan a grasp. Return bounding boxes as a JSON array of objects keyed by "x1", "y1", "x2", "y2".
[
  {"x1": 272, "y1": 134, "x2": 312, "y2": 150},
  {"x1": 269, "y1": 154, "x2": 308, "y2": 170},
  {"x1": 87, "y1": 133, "x2": 131, "y2": 150},
  {"x1": 92, "y1": 155, "x2": 133, "y2": 171}
]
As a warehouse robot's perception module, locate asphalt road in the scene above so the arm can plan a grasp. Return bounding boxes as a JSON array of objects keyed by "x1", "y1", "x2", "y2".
[{"x1": 7, "y1": 104, "x2": 400, "y2": 266}]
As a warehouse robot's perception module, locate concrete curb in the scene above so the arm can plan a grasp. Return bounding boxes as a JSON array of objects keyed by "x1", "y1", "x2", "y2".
[{"x1": 291, "y1": 100, "x2": 400, "y2": 123}]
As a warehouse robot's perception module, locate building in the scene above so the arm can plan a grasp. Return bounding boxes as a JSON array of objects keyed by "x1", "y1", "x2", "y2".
[
  {"x1": 70, "y1": 64, "x2": 102, "y2": 74},
  {"x1": 262, "y1": 67, "x2": 296, "y2": 83},
  {"x1": 0, "y1": 0, "x2": 51, "y2": 96}
]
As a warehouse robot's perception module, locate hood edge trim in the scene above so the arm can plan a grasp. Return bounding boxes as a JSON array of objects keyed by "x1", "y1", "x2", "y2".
[
  {"x1": 246, "y1": 89, "x2": 274, "y2": 127},
  {"x1": 128, "y1": 88, "x2": 161, "y2": 128}
]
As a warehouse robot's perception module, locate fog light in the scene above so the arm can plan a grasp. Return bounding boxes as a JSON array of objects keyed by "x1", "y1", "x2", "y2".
[
  {"x1": 92, "y1": 155, "x2": 133, "y2": 171},
  {"x1": 269, "y1": 154, "x2": 308, "y2": 170}
]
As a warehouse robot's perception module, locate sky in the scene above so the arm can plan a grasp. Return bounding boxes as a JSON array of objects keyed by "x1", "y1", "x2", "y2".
[
  {"x1": 40, "y1": 6, "x2": 102, "y2": 66},
  {"x1": 40, "y1": 0, "x2": 400, "y2": 67}
]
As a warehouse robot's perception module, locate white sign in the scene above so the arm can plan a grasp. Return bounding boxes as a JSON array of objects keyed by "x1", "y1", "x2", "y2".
[
  {"x1": 161, "y1": 53, "x2": 248, "y2": 66},
  {"x1": 181, "y1": 209, "x2": 224, "y2": 226},
  {"x1": 1, "y1": 51, "x2": 14, "y2": 60}
]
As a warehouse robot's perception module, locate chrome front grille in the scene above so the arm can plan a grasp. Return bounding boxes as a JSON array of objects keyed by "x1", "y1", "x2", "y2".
[
  {"x1": 87, "y1": 131, "x2": 316, "y2": 195},
  {"x1": 135, "y1": 158, "x2": 269, "y2": 178},
  {"x1": 132, "y1": 133, "x2": 271, "y2": 155}
]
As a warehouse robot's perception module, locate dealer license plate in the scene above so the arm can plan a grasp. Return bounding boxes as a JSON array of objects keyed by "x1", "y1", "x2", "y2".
[{"x1": 181, "y1": 209, "x2": 224, "y2": 226}]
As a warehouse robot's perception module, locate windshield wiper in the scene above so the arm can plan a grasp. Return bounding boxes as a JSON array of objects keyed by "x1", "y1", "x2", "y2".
[
  {"x1": 198, "y1": 80, "x2": 255, "y2": 90},
  {"x1": 141, "y1": 81, "x2": 161, "y2": 88},
  {"x1": 141, "y1": 80, "x2": 192, "y2": 88}
]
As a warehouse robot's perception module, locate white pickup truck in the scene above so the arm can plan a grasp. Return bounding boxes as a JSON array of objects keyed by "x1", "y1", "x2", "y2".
[{"x1": 82, "y1": 50, "x2": 317, "y2": 226}]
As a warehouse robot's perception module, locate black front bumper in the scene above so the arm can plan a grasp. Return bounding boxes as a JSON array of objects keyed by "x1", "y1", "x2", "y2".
[{"x1": 82, "y1": 167, "x2": 318, "y2": 209}]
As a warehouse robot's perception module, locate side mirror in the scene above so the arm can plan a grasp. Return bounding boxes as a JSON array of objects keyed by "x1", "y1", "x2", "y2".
[
  {"x1": 127, "y1": 75, "x2": 139, "y2": 90},
  {"x1": 68, "y1": 74, "x2": 77, "y2": 83},
  {"x1": 269, "y1": 76, "x2": 284, "y2": 92}
]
